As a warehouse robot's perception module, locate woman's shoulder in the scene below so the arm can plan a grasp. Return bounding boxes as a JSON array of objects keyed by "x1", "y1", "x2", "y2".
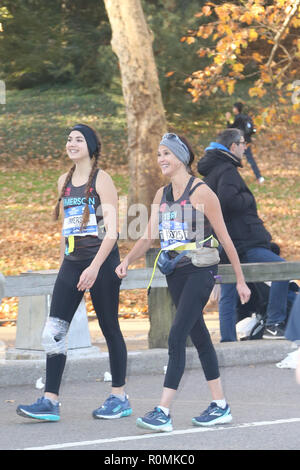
[
  {"x1": 57, "y1": 172, "x2": 70, "y2": 192},
  {"x1": 96, "y1": 168, "x2": 110, "y2": 182},
  {"x1": 58, "y1": 171, "x2": 69, "y2": 181},
  {"x1": 189, "y1": 177, "x2": 210, "y2": 195},
  {"x1": 95, "y1": 168, "x2": 117, "y2": 194},
  {"x1": 149, "y1": 186, "x2": 164, "y2": 205},
  {"x1": 190, "y1": 176, "x2": 205, "y2": 188}
]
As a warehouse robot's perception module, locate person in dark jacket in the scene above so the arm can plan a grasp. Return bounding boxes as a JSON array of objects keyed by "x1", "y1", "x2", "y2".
[
  {"x1": 226, "y1": 102, "x2": 264, "y2": 183},
  {"x1": 197, "y1": 128, "x2": 289, "y2": 342}
]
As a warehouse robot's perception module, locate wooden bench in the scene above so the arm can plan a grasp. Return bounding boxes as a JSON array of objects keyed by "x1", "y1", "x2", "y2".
[{"x1": 1, "y1": 251, "x2": 299, "y2": 351}]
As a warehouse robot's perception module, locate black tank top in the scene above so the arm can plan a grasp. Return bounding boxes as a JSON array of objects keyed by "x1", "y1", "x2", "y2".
[
  {"x1": 158, "y1": 176, "x2": 213, "y2": 267},
  {"x1": 62, "y1": 169, "x2": 105, "y2": 260}
]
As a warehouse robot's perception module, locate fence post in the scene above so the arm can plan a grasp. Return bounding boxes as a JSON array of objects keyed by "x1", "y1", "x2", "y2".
[
  {"x1": 12, "y1": 271, "x2": 92, "y2": 353},
  {"x1": 145, "y1": 249, "x2": 194, "y2": 348},
  {"x1": 15, "y1": 295, "x2": 92, "y2": 351},
  {"x1": 146, "y1": 249, "x2": 176, "y2": 348},
  {"x1": 15, "y1": 295, "x2": 48, "y2": 350}
]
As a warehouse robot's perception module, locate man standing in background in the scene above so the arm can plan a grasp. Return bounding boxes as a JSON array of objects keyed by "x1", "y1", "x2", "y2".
[
  {"x1": 197, "y1": 129, "x2": 289, "y2": 342},
  {"x1": 226, "y1": 102, "x2": 264, "y2": 183}
]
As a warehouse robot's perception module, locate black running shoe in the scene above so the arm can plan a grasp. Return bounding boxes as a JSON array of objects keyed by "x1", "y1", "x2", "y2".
[{"x1": 263, "y1": 323, "x2": 285, "y2": 339}]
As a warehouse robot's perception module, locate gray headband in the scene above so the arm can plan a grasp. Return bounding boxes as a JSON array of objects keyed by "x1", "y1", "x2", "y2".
[{"x1": 159, "y1": 133, "x2": 190, "y2": 166}]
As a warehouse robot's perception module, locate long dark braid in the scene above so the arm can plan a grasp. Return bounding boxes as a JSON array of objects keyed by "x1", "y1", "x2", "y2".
[{"x1": 53, "y1": 164, "x2": 76, "y2": 221}]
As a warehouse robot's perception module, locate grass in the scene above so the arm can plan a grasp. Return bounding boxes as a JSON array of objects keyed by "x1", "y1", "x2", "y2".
[
  {"x1": 0, "y1": 83, "x2": 128, "y2": 164},
  {"x1": 0, "y1": 84, "x2": 299, "y2": 278},
  {"x1": 0, "y1": 167, "x2": 129, "y2": 203}
]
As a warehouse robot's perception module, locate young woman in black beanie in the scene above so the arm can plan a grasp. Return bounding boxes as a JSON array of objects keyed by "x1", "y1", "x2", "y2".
[{"x1": 16, "y1": 124, "x2": 131, "y2": 422}]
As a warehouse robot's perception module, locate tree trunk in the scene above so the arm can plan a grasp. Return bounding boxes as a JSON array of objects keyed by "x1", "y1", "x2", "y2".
[{"x1": 103, "y1": 0, "x2": 167, "y2": 216}]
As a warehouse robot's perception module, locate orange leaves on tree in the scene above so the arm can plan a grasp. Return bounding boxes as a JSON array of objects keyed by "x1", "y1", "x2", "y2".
[
  {"x1": 248, "y1": 29, "x2": 258, "y2": 41},
  {"x1": 183, "y1": 0, "x2": 300, "y2": 143},
  {"x1": 202, "y1": 5, "x2": 212, "y2": 17},
  {"x1": 195, "y1": 4, "x2": 213, "y2": 18},
  {"x1": 240, "y1": 11, "x2": 254, "y2": 25},
  {"x1": 165, "y1": 71, "x2": 175, "y2": 77},
  {"x1": 180, "y1": 35, "x2": 196, "y2": 44},
  {"x1": 185, "y1": 36, "x2": 196, "y2": 45},
  {"x1": 232, "y1": 63, "x2": 244, "y2": 73},
  {"x1": 249, "y1": 86, "x2": 267, "y2": 98},
  {"x1": 227, "y1": 80, "x2": 236, "y2": 95},
  {"x1": 252, "y1": 52, "x2": 264, "y2": 63}
]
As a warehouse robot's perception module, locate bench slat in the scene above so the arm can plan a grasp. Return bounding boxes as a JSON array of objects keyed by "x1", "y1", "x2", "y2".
[{"x1": 2, "y1": 261, "x2": 300, "y2": 298}]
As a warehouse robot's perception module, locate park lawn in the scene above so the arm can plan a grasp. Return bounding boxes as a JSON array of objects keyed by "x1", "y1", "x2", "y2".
[{"x1": 0, "y1": 86, "x2": 299, "y2": 321}]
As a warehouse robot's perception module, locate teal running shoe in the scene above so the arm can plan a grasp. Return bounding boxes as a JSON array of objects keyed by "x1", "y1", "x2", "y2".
[
  {"x1": 93, "y1": 394, "x2": 132, "y2": 419},
  {"x1": 192, "y1": 402, "x2": 232, "y2": 427},
  {"x1": 16, "y1": 396, "x2": 60, "y2": 422},
  {"x1": 136, "y1": 407, "x2": 173, "y2": 432}
]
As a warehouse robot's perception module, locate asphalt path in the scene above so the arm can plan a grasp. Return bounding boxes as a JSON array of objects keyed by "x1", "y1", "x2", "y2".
[{"x1": 1, "y1": 363, "x2": 300, "y2": 452}]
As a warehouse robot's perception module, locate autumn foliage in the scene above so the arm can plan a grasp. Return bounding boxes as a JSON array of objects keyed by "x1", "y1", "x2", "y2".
[{"x1": 182, "y1": 0, "x2": 300, "y2": 132}]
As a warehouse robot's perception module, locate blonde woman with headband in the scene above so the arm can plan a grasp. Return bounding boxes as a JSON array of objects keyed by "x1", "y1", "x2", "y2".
[{"x1": 116, "y1": 132, "x2": 250, "y2": 432}]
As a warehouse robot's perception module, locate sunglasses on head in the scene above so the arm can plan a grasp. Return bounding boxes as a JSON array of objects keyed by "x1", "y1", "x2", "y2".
[{"x1": 162, "y1": 133, "x2": 189, "y2": 153}]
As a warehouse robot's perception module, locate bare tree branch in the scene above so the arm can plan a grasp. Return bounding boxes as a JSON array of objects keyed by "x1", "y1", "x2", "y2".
[{"x1": 266, "y1": 0, "x2": 300, "y2": 77}]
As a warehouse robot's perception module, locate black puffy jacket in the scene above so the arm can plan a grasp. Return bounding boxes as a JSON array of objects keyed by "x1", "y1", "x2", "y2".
[{"x1": 197, "y1": 146, "x2": 271, "y2": 258}]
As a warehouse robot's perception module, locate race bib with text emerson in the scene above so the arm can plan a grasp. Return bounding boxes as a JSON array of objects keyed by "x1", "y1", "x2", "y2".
[{"x1": 62, "y1": 205, "x2": 99, "y2": 237}]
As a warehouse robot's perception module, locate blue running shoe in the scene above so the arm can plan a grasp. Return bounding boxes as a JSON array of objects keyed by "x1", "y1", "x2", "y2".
[
  {"x1": 192, "y1": 402, "x2": 232, "y2": 427},
  {"x1": 16, "y1": 397, "x2": 60, "y2": 422},
  {"x1": 92, "y1": 394, "x2": 132, "y2": 419},
  {"x1": 136, "y1": 407, "x2": 173, "y2": 432}
]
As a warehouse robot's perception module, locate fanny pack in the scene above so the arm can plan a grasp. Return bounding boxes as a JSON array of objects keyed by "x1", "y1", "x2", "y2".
[
  {"x1": 147, "y1": 235, "x2": 219, "y2": 294},
  {"x1": 157, "y1": 250, "x2": 189, "y2": 276},
  {"x1": 185, "y1": 247, "x2": 220, "y2": 267}
]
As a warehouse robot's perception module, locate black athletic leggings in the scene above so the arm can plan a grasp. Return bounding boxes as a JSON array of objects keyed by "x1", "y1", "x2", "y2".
[
  {"x1": 164, "y1": 263, "x2": 220, "y2": 390},
  {"x1": 45, "y1": 246, "x2": 127, "y2": 395}
]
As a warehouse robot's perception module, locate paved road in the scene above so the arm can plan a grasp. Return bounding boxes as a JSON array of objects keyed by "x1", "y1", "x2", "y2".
[{"x1": 1, "y1": 363, "x2": 300, "y2": 452}]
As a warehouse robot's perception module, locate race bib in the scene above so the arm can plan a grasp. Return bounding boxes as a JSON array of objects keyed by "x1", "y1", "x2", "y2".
[
  {"x1": 159, "y1": 220, "x2": 190, "y2": 250},
  {"x1": 62, "y1": 205, "x2": 98, "y2": 237}
]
